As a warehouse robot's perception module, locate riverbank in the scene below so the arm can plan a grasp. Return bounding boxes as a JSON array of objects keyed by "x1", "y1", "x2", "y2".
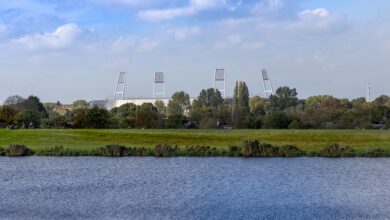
[
  {"x1": 1, "y1": 141, "x2": 389, "y2": 157},
  {"x1": 1, "y1": 129, "x2": 390, "y2": 153}
]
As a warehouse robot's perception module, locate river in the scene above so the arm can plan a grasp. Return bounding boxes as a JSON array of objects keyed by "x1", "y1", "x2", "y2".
[{"x1": 0, "y1": 157, "x2": 389, "y2": 219}]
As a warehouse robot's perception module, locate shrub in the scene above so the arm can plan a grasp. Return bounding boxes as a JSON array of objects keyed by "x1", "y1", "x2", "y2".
[
  {"x1": 319, "y1": 144, "x2": 356, "y2": 157},
  {"x1": 129, "y1": 147, "x2": 152, "y2": 156},
  {"x1": 36, "y1": 146, "x2": 65, "y2": 156},
  {"x1": 307, "y1": 150, "x2": 320, "y2": 157},
  {"x1": 288, "y1": 120, "x2": 304, "y2": 129},
  {"x1": 185, "y1": 145, "x2": 220, "y2": 156},
  {"x1": 35, "y1": 146, "x2": 89, "y2": 156},
  {"x1": 5, "y1": 144, "x2": 34, "y2": 156},
  {"x1": 365, "y1": 148, "x2": 386, "y2": 157},
  {"x1": 228, "y1": 145, "x2": 240, "y2": 157},
  {"x1": 154, "y1": 144, "x2": 177, "y2": 157},
  {"x1": 240, "y1": 139, "x2": 260, "y2": 157},
  {"x1": 278, "y1": 145, "x2": 304, "y2": 157},
  {"x1": 340, "y1": 146, "x2": 356, "y2": 157},
  {"x1": 0, "y1": 147, "x2": 5, "y2": 156},
  {"x1": 239, "y1": 140, "x2": 280, "y2": 157},
  {"x1": 97, "y1": 144, "x2": 129, "y2": 157},
  {"x1": 258, "y1": 143, "x2": 279, "y2": 157}
]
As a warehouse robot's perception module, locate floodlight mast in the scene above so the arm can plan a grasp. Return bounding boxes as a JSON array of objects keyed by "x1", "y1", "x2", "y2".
[
  {"x1": 213, "y1": 69, "x2": 226, "y2": 98},
  {"x1": 261, "y1": 69, "x2": 274, "y2": 98},
  {"x1": 153, "y1": 72, "x2": 166, "y2": 98},
  {"x1": 113, "y1": 72, "x2": 127, "y2": 100}
]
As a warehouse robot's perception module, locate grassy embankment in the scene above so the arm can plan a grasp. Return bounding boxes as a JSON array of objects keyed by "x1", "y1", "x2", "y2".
[{"x1": 1, "y1": 129, "x2": 390, "y2": 154}]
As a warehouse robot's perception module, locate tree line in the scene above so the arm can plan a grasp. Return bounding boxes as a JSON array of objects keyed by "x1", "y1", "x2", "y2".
[{"x1": 1, "y1": 82, "x2": 390, "y2": 129}]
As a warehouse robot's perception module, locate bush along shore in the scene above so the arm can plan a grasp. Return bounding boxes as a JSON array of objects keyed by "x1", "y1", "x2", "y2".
[{"x1": 0, "y1": 140, "x2": 389, "y2": 157}]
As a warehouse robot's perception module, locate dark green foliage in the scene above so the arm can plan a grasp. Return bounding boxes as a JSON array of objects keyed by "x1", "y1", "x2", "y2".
[
  {"x1": 154, "y1": 144, "x2": 177, "y2": 157},
  {"x1": 258, "y1": 143, "x2": 279, "y2": 157},
  {"x1": 340, "y1": 146, "x2": 356, "y2": 157},
  {"x1": 0, "y1": 106, "x2": 17, "y2": 127},
  {"x1": 16, "y1": 111, "x2": 41, "y2": 128},
  {"x1": 264, "y1": 111, "x2": 292, "y2": 129},
  {"x1": 5, "y1": 144, "x2": 34, "y2": 156},
  {"x1": 185, "y1": 145, "x2": 220, "y2": 156},
  {"x1": 365, "y1": 148, "x2": 386, "y2": 157},
  {"x1": 279, "y1": 145, "x2": 304, "y2": 157},
  {"x1": 167, "y1": 91, "x2": 191, "y2": 116},
  {"x1": 233, "y1": 81, "x2": 250, "y2": 128},
  {"x1": 167, "y1": 115, "x2": 187, "y2": 128},
  {"x1": 228, "y1": 145, "x2": 241, "y2": 157},
  {"x1": 239, "y1": 140, "x2": 279, "y2": 157},
  {"x1": 85, "y1": 107, "x2": 110, "y2": 128},
  {"x1": 134, "y1": 103, "x2": 159, "y2": 128},
  {"x1": 97, "y1": 145, "x2": 129, "y2": 157},
  {"x1": 40, "y1": 116, "x2": 67, "y2": 128},
  {"x1": 240, "y1": 139, "x2": 260, "y2": 157},
  {"x1": 0, "y1": 147, "x2": 5, "y2": 156},
  {"x1": 319, "y1": 144, "x2": 356, "y2": 157},
  {"x1": 130, "y1": 147, "x2": 151, "y2": 156},
  {"x1": 197, "y1": 88, "x2": 224, "y2": 108},
  {"x1": 248, "y1": 115, "x2": 262, "y2": 129},
  {"x1": 269, "y1": 86, "x2": 298, "y2": 110},
  {"x1": 288, "y1": 120, "x2": 304, "y2": 129},
  {"x1": 36, "y1": 146, "x2": 89, "y2": 156}
]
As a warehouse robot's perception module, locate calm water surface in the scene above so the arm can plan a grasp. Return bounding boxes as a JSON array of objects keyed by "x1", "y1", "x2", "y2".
[{"x1": 0, "y1": 157, "x2": 389, "y2": 219}]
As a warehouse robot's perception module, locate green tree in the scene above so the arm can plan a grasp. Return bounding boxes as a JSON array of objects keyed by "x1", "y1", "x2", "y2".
[
  {"x1": 232, "y1": 81, "x2": 250, "y2": 128},
  {"x1": 72, "y1": 100, "x2": 89, "y2": 110},
  {"x1": 167, "y1": 91, "x2": 190, "y2": 116},
  {"x1": 197, "y1": 88, "x2": 223, "y2": 108},
  {"x1": 189, "y1": 88, "x2": 225, "y2": 128},
  {"x1": 0, "y1": 106, "x2": 17, "y2": 127},
  {"x1": 167, "y1": 115, "x2": 187, "y2": 128},
  {"x1": 16, "y1": 111, "x2": 41, "y2": 128},
  {"x1": 85, "y1": 107, "x2": 110, "y2": 128},
  {"x1": 263, "y1": 111, "x2": 292, "y2": 129},
  {"x1": 21, "y1": 96, "x2": 47, "y2": 117},
  {"x1": 154, "y1": 100, "x2": 167, "y2": 116},
  {"x1": 249, "y1": 96, "x2": 266, "y2": 115},
  {"x1": 269, "y1": 86, "x2": 298, "y2": 111},
  {"x1": 110, "y1": 103, "x2": 137, "y2": 128},
  {"x1": 4, "y1": 95, "x2": 25, "y2": 105},
  {"x1": 134, "y1": 103, "x2": 159, "y2": 128}
]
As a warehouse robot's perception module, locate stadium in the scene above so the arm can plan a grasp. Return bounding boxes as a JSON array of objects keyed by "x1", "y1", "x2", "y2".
[{"x1": 90, "y1": 69, "x2": 273, "y2": 109}]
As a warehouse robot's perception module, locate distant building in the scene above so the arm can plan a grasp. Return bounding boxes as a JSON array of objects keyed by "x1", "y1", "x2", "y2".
[
  {"x1": 53, "y1": 104, "x2": 73, "y2": 115},
  {"x1": 90, "y1": 98, "x2": 171, "y2": 110}
]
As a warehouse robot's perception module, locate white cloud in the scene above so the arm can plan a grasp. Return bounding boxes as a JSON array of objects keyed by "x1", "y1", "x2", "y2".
[
  {"x1": 110, "y1": 36, "x2": 135, "y2": 52},
  {"x1": 174, "y1": 26, "x2": 201, "y2": 40},
  {"x1": 294, "y1": 8, "x2": 346, "y2": 33},
  {"x1": 138, "y1": 0, "x2": 236, "y2": 21},
  {"x1": 228, "y1": 34, "x2": 241, "y2": 44},
  {"x1": 242, "y1": 41, "x2": 264, "y2": 50},
  {"x1": 16, "y1": 23, "x2": 81, "y2": 50},
  {"x1": 86, "y1": 0, "x2": 155, "y2": 7},
  {"x1": 252, "y1": 0, "x2": 285, "y2": 13},
  {"x1": 221, "y1": 7, "x2": 347, "y2": 35},
  {"x1": 136, "y1": 38, "x2": 159, "y2": 52},
  {"x1": 299, "y1": 8, "x2": 330, "y2": 18},
  {"x1": 0, "y1": 24, "x2": 7, "y2": 36},
  {"x1": 138, "y1": 7, "x2": 195, "y2": 21}
]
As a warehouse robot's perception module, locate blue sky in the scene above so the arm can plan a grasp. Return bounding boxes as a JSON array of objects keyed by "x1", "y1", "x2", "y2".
[{"x1": 1, "y1": 0, "x2": 390, "y2": 103}]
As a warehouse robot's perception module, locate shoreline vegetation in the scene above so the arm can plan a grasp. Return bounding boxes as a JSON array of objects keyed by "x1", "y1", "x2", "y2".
[
  {"x1": 1, "y1": 129, "x2": 390, "y2": 157},
  {"x1": 0, "y1": 141, "x2": 389, "y2": 157}
]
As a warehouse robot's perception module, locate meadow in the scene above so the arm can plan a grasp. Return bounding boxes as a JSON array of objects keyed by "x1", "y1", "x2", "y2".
[{"x1": 1, "y1": 129, "x2": 390, "y2": 153}]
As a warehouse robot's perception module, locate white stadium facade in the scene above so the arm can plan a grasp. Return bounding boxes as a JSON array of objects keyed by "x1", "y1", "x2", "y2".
[{"x1": 90, "y1": 69, "x2": 272, "y2": 110}]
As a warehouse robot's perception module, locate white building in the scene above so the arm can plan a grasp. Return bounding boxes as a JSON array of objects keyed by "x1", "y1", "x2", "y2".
[{"x1": 90, "y1": 97, "x2": 196, "y2": 110}]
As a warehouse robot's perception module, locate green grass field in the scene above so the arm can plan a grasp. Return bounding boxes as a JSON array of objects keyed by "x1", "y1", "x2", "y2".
[{"x1": 1, "y1": 129, "x2": 390, "y2": 153}]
